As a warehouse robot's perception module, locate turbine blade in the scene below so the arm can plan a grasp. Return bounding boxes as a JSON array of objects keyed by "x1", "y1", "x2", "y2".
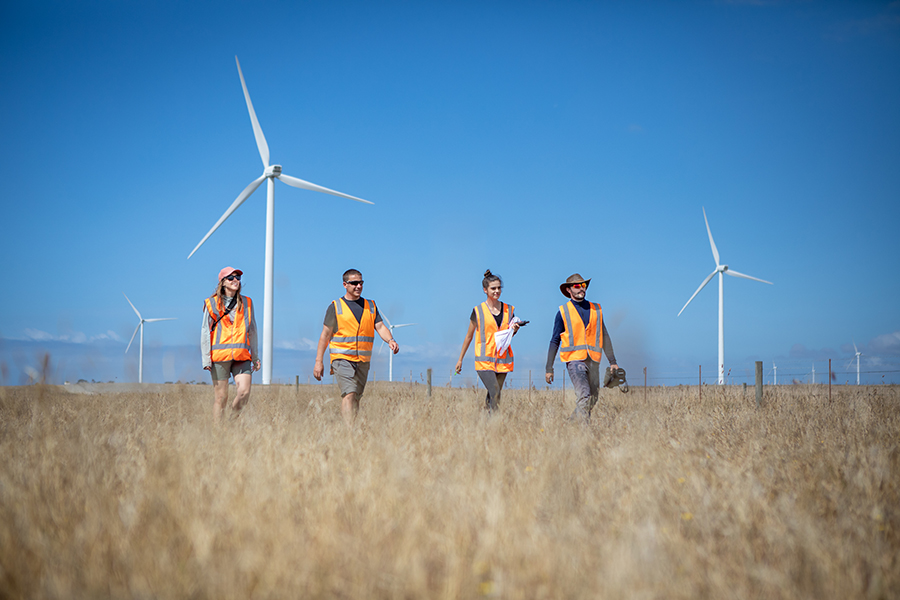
[
  {"x1": 853, "y1": 341, "x2": 859, "y2": 354},
  {"x1": 123, "y1": 293, "x2": 142, "y2": 320},
  {"x1": 678, "y1": 270, "x2": 717, "y2": 316},
  {"x1": 144, "y1": 318, "x2": 177, "y2": 322},
  {"x1": 724, "y1": 269, "x2": 773, "y2": 285},
  {"x1": 235, "y1": 56, "x2": 270, "y2": 167},
  {"x1": 278, "y1": 173, "x2": 373, "y2": 204},
  {"x1": 125, "y1": 322, "x2": 141, "y2": 354},
  {"x1": 382, "y1": 314, "x2": 393, "y2": 329},
  {"x1": 702, "y1": 207, "x2": 720, "y2": 266},
  {"x1": 187, "y1": 175, "x2": 266, "y2": 259},
  {"x1": 393, "y1": 323, "x2": 416, "y2": 328}
]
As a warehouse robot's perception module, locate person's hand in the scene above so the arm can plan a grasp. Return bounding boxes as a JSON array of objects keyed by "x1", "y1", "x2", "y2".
[
  {"x1": 203, "y1": 365, "x2": 211, "y2": 371},
  {"x1": 389, "y1": 339, "x2": 399, "y2": 354},
  {"x1": 545, "y1": 371, "x2": 554, "y2": 384},
  {"x1": 610, "y1": 363, "x2": 618, "y2": 371},
  {"x1": 252, "y1": 360, "x2": 261, "y2": 372},
  {"x1": 455, "y1": 359, "x2": 463, "y2": 375},
  {"x1": 313, "y1": 360, "x2": 324, "y2": 381}
]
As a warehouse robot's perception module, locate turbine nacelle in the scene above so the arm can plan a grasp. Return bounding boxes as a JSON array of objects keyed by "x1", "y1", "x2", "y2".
[
  {"x1": 264, "y1": 164, "x2": 282, "y2": 177},
  {"x1": 718, "y1": 264, "x2": 728, "y2": 273}
]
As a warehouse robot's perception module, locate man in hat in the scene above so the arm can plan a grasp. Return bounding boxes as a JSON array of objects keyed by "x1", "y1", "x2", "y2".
[{"x1": 545, "y1": 273, "x2": 619, "y2": 422}]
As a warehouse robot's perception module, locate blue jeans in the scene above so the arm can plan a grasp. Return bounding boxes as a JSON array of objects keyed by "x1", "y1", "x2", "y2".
[{"x1": 566, "y1": 358, "x2": 601, "y2": 421}]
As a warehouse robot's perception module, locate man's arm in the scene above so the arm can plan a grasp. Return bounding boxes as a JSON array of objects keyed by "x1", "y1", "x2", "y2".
[
  {"x1": 545, "y1": 311, "x2": 564, "y2": 384},
  {"x1": 313, "y1": 324, "x2": 334, "y2": 381},
  {"x1": 602, "y1": 321, "x2": 618, "y2": 369},
  {"x1": 374, "y1": 321, "x2": 399, "y2": 354}
]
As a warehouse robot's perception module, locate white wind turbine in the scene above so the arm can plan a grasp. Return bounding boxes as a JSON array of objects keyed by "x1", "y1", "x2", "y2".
[
  {"x1": 188, "y1": 56, "x2": 373, "y2": 385},
  {"x1": 380, "y1": 314, "x2": 416, "y2": 382},
  {"x1": 678, "y1": 207, "x2": 773, "y2": 385},
  {"x1": 124, "y1": 293, "x2": 176, "y2": 384},
  {"x1": 847, "y1": 342, "x2": 863, "y2": 385}
]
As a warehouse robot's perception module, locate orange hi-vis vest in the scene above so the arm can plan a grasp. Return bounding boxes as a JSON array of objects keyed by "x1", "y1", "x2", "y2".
[
  {"x1": 474, "y1": 301, "x2": 515, "y2": 373},
  {"x1": 329, "y1": 297, "x2": 376, "y2": 363},
  {"x1": 205, "y1": 295, "x2": 253, "y2": 363},
  {"x1": 558, "y1": 300, "x2": 603, "y2": 363}
]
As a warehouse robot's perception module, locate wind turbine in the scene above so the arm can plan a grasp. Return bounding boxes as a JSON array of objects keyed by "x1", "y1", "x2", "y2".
[
  {"x1": 678, "y1": 207, "x2": 773, "y2": 385},
  {"x1": 847, "y1": 342, "x2": 863, "y2": 385},
  {"x1": 188, "y1": 57, "x2": 373, "y2": 385},
  {"x1": 124, "y1": 293, "x2": 176, "y2": 384},
  {"x1": 379, "y1": 314, "x2": 416, "y2": 382}
]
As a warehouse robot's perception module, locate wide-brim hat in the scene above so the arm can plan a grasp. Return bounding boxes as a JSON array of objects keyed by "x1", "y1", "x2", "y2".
[
  {"x1": 560, "y1": 273, "x2": 591, "y2": 297},
  {"x1": 218, "y1": 266, "x2": 243, "y2": 282}
]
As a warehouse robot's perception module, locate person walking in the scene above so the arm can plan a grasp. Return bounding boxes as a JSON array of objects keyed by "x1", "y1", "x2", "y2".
[
  {"x1": 202, "y1": 267, "x2": 260, "y2": 422},
  {"x1": 545, "y1": 273, "x2": 619, "y2": 422},
  {"x1": 455, "y1": 270, "x2": 522, "y2": 412},
  {"x1": 313, "y1": 269, "x2": 399, "y2": 425}
]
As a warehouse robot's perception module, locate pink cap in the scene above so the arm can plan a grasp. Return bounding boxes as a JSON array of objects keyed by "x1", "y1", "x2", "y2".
[{"x1": 218, "y1": 267, "x2": 243, "y2": 281}]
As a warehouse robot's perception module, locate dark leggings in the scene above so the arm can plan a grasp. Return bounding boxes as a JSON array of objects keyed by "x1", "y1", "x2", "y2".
[{"x1": 477, "y1": 370, "x2": 508, "y2": 411}]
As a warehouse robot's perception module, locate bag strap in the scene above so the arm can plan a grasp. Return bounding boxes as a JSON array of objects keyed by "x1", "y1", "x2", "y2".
[{"x1": 210, "y1": 296, "x2": 237, "y2": 333}]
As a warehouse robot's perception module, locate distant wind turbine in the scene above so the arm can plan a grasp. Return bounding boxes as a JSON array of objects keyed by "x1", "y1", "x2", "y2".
[
  {"x1": 678, "y1": 207, "x2": 773, "y2": 385},
  {"x1": 188, "y1": 56, "x2": 373, "y2": 385},
  {"x1": 124, "y1": 293, "x2": 176, "y2": 384},
  {"x1": 847, "y1": 341, "x2": 863, "y2": 385},
  {"x1": 379, "y1": 314, "x2": 416, "y2": 382}
]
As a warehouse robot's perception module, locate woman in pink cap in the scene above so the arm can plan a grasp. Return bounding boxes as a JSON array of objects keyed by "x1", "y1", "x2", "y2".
[{"x1": 201, "y1": 266, "x2": 260, "y2": 421}]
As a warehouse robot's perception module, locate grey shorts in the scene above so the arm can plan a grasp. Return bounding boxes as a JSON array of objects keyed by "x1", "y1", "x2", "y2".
[
  {"x1": 332, "y1": 359, "x2": 371, "y2": 398},
  {"x1": 210, "y1": 360, "x2": 252, "y2": 381}
]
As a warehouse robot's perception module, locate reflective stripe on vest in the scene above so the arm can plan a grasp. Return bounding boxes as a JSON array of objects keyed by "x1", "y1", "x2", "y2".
[
  {"x1": 205, "y1": 296, "x2": 253, "y2": 363},
  {"x1": 558, "y1": 300, "x2": 602, "y2": 363},
  {"x1": 474, "y1": 301, "x2": 515, "y2": 373},
  {"x1": 329, "y1": 298, "x2": 376, "y2": 362}
]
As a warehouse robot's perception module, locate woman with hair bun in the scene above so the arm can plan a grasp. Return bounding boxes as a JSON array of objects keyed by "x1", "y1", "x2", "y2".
[
  {"x1": 455, "y1": 270, "x2": 522, "y2": 412},
  {"x1": 201, "y1": 266, "x2": 260, "y2": 421}
]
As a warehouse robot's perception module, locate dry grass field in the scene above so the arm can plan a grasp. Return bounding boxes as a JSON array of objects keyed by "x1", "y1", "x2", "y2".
[{"x1": 0, "y1": 381, "x2": 897, "y2": 599}]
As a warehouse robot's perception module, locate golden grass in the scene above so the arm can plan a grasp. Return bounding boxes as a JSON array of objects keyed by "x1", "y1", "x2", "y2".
[{"x1": 0, "y1": 382, "x2": 897, "y2": 599}]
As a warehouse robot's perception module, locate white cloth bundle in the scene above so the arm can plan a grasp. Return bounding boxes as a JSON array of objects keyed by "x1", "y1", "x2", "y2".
[{"x1": 493, "y1": 316, "x2": 525, "y2": 356}]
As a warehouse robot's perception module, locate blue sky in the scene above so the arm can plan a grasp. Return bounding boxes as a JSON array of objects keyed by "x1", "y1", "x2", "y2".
[{"x1": 2, "y1": 0, "x2": 899, "y2": 386}]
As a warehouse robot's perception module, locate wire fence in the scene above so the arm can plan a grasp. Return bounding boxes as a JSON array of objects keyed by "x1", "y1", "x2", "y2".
[{"x1": 285, "y1": 363, "x2": 900, "y2": 389}]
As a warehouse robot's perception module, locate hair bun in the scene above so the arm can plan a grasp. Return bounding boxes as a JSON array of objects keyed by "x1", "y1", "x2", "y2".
[{"x1": 483, "y1": 269, "x2": 493, "y2": 278}]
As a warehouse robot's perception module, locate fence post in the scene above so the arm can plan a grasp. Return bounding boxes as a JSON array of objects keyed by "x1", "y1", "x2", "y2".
[
  {"x1": 643, "y1": 367, "x2": 647, "y2": 402},
  {"x1": 755, "y1": 361, "x2": 763, "y2": 407},
  {"x1": 529, "y1": 370, "x2": 532, "y2": 402},
  {"x1": 427, "y1": 368, "x2": 432, "y2": 399},
  {"x1": 828, "y1": 358, "x2": 832, "y2": 403},
  {"x1": 295, "y1": 375, "x2": 299, "y2": 391},
  {"x1": 699, "y1": 365, "x2": 702, "y2": 402}
]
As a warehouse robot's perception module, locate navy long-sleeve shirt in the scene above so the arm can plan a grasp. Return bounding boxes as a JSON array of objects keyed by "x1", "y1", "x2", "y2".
[{"x1": 546, "y1": 299, "x2": 616, "y2": 373}]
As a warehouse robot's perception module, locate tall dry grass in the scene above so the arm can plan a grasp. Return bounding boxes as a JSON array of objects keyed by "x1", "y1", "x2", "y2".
[{"x1": 0, "y1": 382, "x2": 897, "y2": 599}]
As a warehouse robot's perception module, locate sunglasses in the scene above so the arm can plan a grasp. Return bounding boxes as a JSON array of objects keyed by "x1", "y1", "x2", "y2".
[
  {"x1": 570, "y1": 283, "x2": 586, "y2": 290},
  {"x1": 345, "y1": 280, "x2": 364, "y2": 286},
  {"x1": 225, "y1": 275, "x2": 241, "y2": 281}
]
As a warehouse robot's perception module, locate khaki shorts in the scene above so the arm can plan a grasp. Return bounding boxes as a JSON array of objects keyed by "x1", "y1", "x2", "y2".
[
  {"x1": 210, "y1": 360, "x2": 252, "y2": 381},
  {"x1": 332, "y1": 359, "x2": 371, "y2": 398}
]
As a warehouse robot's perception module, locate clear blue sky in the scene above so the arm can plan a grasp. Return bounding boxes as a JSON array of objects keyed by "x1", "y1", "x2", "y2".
[{"x1": 2, "y1": 0, "x2": 899, "y2": 385}]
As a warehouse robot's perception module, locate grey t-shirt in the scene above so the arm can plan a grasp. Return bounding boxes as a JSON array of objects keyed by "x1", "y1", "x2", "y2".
[{"x1": 324, "y1": 297, "x2": 383, "y2": 331}]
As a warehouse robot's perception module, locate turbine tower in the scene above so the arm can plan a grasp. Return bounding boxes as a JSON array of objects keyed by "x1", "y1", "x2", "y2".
[
  {"x1": 848, "y1": 342, "x2": 863, "y2": 385},
  {"x1": 188, "y1": 57, "x2": 373, "y2": 385},
  {"x1": 124, "y1": 293, "x2": 176, "y2": 384},
  {"x1": 678, "y1": 207, "x2": 773, "y2": 385},
  {"x1": 380, "y1": 314, "x2": 416, "y2": 382}
]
